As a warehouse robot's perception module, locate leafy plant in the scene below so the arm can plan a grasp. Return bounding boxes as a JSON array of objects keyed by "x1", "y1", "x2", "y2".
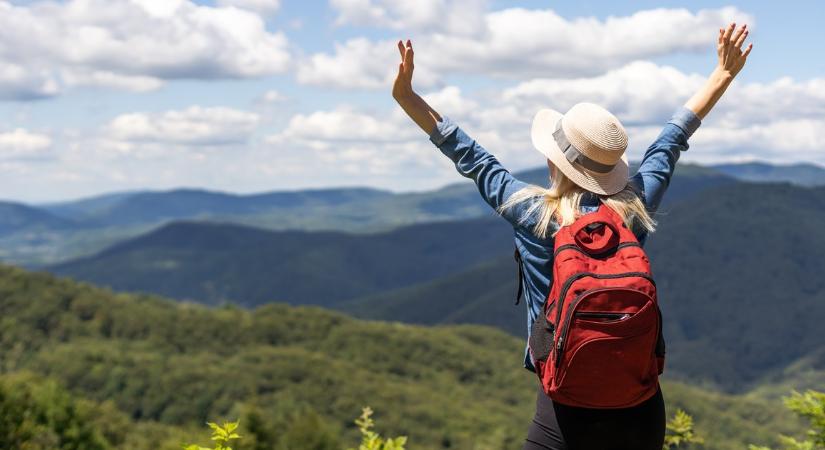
[
  {"x1": 183, "y1": 420, "x2": 241, "y2": 450},
  {"x1": 750, "y1": 389, "x2": 825, "y2": 450},
  {"x1": 664, "y1": 409, "x2": 704, "y2": 449},
  {"x1": 347, "y1": 407, "x2": 407, "y2": 450}
]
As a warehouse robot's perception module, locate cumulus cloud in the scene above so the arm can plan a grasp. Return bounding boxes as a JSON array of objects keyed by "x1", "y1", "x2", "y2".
[
  {"x1": 0, "y1": 61, "x2": 60, "y2": 100},
  {"x1": 330, "y1": 0, "x2": 488, "y2": 34},
  {"x1": 296, "y1": 37, "x2": 443, "y2": 90},
  {"x1": 267, "y1": 105, "x2": 418, "y2": 148},
  {"x1": 299, "y1": 6, "x2": 752, "y2": 90},
  {"x1": 281, "y1": 60, "x2": 825, "y2": 190},
  {"x1": 216, "y1": 0, "x2": 280, "y2": 16},
  {"x1": 106, "y1": 106, "x2": 261, "y2": 146},
  {"x1": 0, "y1": 129, "x2": 53, "y2": 160},
  {"x1": 0, "y1": 0, "x2": 291, "y2": 99}
]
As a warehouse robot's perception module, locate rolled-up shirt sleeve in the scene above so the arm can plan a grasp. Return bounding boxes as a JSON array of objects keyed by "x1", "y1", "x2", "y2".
[
  {"x1": 630, "y1": 106, "x2": 702, "y2": 213},
  {"x1": 429, "y1": 115, "x2": 533, "y2": 228}
]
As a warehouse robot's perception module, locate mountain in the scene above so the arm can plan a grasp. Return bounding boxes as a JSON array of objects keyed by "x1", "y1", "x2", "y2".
[
  {"x1": 41, "y1": 187, "x2": 395, "y2": 226},
  {"x1": 711, "y1": 161, "x2": 825, "y2": 186},
  {"x1": 3, "y1": 163, "x2": 732, "y2": 267},
  {"x1": 44, "y1": 163, "x2": 737, "y2": 308},
  {"x1": 0, "y1": 201, "x2": 81, "y2": 264},
  {"x1": 49, "y1": 217, "x2": 514, "y2": 307},
  {"x1": 0, "y1": 200, "x2": 76, "y2": 235},
  {"x1": 47, "y1": 176, "x2": 825, "y2": 391},
  {"x1": 0, "y1": 264, "x2": 809, "y2": 449}
]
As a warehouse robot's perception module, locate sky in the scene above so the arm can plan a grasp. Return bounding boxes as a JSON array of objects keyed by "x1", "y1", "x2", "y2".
[{"x1": 0, "y1": 0, "x2": 822, "y2": 203}]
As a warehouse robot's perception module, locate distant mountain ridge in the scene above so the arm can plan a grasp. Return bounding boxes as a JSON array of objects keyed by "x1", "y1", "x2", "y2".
[
  {"x1": 711, "y1": 161, "x2": 825, "y2": 186},
  {"x1": 2, "y1": 160, "x2": 816, "y2": 266}
]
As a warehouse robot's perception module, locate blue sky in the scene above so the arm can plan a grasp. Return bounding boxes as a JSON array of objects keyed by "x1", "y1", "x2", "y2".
[{"x1": 0, "y1": 0, "x2": 822, "y2": 203}]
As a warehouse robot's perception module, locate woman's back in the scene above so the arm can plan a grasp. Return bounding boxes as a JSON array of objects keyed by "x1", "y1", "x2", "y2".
[{"x1": 428, "y1": 106, "x2": 701, "y2": 371}]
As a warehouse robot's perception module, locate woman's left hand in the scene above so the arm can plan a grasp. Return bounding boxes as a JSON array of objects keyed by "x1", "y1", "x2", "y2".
[{"x1": 392, "y1": 39, "x2": 415, "y2": 102}]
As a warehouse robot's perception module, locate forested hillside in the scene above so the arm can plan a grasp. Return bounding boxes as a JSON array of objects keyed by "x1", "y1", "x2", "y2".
[
  {"x1": 47, "y1": 177, "x2": 825, "y2": 392},
  {"x1": 0, "y1": 265, "x2": 807, "y2": 449},
  {"x1": 49, "y1": 217, "x2": 512, "y2": 306}
]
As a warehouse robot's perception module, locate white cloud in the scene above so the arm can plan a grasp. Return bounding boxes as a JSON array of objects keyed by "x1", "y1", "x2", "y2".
[
  {"x1": 60, "y1": 69, "x2": 164, "y2": 92},
  {"x1": 501, "y1": 61, "x2": 705, "y2": 125},
  {"x1": 0, "y1": 61, "x2": 60, "y2": 100},
  {"x1": 216, "y1": 0, "x2": 280, "y2": 16},
  {"x1": 287, "y1": 65, "x2": 825, "y2": 184},
  {"x1": 296, "y1": 37, "x2": 443, "y2": 90},
  {"x1": 267, "y1": 105, "x2": 418, "y2": 148},
  {"x1": 106, "y1": 106, "x2": 261, "y2": 146},
  {"x1": 330, "y1": 0, "x2": 488, "y2": 34},
  {"x1": 299, "y1": 6, "x2": 752, "y2": 90},
  {"x1": 0, "y1": 0, "x2": 291, "y2": 99},
  {"x1": 0, "y1": 128, "x2": 52, "y2": 159}
]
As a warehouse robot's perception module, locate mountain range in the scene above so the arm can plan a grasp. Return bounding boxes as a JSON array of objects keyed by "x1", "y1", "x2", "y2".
[
  {"x1": 46, "y1": 170, "x2": 825, "y2": 393},
  {"x1": 2, "y1": 160, "x2": 819, "y2": 266}
]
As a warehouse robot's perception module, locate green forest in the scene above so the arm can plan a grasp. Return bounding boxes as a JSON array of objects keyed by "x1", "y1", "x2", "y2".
[{"x1": 0, "y1": 264, "x2": 818, "y2": 449}]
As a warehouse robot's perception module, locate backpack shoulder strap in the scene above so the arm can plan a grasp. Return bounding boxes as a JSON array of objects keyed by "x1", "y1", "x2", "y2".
[{"x1": 514, "y1": 246, "x2": 524, "y2": 305}]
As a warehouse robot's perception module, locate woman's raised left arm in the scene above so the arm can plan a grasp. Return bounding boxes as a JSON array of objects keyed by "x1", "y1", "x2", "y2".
[
  {"x1": 392, "y1": 39, "x2": 441, "y2": 135},
  {"x1": 392, "y1": 39, "x2": 531, "y2": 227}
]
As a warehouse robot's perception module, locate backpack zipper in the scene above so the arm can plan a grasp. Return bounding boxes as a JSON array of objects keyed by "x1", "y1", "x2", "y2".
[
  {"x1": 553, "y1": 241, "x2": 641, "y2": 259},
  {"x1": 552, "y1": 271, "x2": 656, "y2": 366},
  {"x1": 575, "y1": 312, "x2": 631, "y2": 320}
]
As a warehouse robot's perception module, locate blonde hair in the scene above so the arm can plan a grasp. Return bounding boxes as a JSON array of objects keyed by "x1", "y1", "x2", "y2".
[{"x1": 496, "y1": 167, "x2": 656, "y2": 239}]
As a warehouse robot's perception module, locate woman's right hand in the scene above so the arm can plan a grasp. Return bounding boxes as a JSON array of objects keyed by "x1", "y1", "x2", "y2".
[
  {"x1": 717, "y1": 22, "x2": 752, "y2": 78},
  {"x1": 392, "y1": 39, "x2": 415, "y2": 102}
]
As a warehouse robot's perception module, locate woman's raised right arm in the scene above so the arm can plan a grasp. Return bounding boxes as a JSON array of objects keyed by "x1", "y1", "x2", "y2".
[{"x1": 632, "y1": 22, "x2": 752, "y2": 213}]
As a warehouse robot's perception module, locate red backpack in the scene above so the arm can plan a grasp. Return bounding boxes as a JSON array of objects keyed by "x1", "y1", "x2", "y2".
[{"x1": 525, "y1": 203, "x2": 665, "y2": 408}]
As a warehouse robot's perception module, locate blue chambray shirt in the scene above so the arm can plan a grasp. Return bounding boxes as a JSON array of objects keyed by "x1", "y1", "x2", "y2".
[{"x1": 428, "y1": 106, "x2": 702, "y2": 372}]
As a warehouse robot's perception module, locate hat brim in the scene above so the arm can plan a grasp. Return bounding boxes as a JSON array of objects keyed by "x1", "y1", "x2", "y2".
[{"x1": 530, "y1": 108, "x2": 628, "y2": 196}]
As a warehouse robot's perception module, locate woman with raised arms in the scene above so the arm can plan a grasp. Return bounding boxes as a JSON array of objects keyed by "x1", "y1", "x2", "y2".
[{"x1": 392, "y1": 22, "x2": 752, "y2": 450}]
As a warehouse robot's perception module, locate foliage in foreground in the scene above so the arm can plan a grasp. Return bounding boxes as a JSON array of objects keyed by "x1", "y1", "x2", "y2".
[
  {"x1": 184, "y1": 408, "x2": 405, "y2": 450},
  {"x1": 750, "y1": 390, "x2": 825, "y2": 450},
  {"x1": 348, "y1": 407, "x2": 406, "y2": 450},
  {"x1": 664, "y1": 409, "x2": 704, "y2": 449},
  {"x1": 184, "y1": 421, "x2": 241, "y2": 450}
]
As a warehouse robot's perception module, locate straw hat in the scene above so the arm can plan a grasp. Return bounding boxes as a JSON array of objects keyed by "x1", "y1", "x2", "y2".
[{"x1": 531, "y1": 102, "x2": 629, "y2": 195}]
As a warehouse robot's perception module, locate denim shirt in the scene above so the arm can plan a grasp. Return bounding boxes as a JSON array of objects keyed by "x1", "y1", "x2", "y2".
[{"x1": 428, "y1": 106, "x2": 702, "y2": 372}]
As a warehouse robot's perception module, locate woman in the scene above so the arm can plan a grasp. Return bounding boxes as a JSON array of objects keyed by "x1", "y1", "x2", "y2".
[{"x1": 392, "y1": 22, "x2": 752, "y2": 450}]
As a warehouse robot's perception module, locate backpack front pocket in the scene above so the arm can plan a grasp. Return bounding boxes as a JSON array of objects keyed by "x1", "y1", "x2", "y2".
[{"x1": 553, "y1": 288, "x2": 660, "y2": 408}]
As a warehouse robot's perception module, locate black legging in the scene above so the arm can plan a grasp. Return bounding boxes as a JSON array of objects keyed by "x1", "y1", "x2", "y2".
[{"x1": 523, "y1": 384, "x2": 666, "y2": 450}]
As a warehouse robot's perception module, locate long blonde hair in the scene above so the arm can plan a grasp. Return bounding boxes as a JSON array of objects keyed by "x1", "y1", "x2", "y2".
[{"x1": 496, "y1": 165, "x2": 656, "y2": 239}]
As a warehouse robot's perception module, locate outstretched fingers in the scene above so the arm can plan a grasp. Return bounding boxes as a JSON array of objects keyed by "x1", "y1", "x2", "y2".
[
  {"x1": 722, "y1": 22, "x2": 735, "y2": 44},
  {"x1": 404, "y1": 39, "x2": 414, "y2": 72},
  {"x1": 742, "y1": 42, "x2": 753, "y2": 58},
  {"x1": 732, "y1": 24, "x2": 748, "y2": 49}
]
